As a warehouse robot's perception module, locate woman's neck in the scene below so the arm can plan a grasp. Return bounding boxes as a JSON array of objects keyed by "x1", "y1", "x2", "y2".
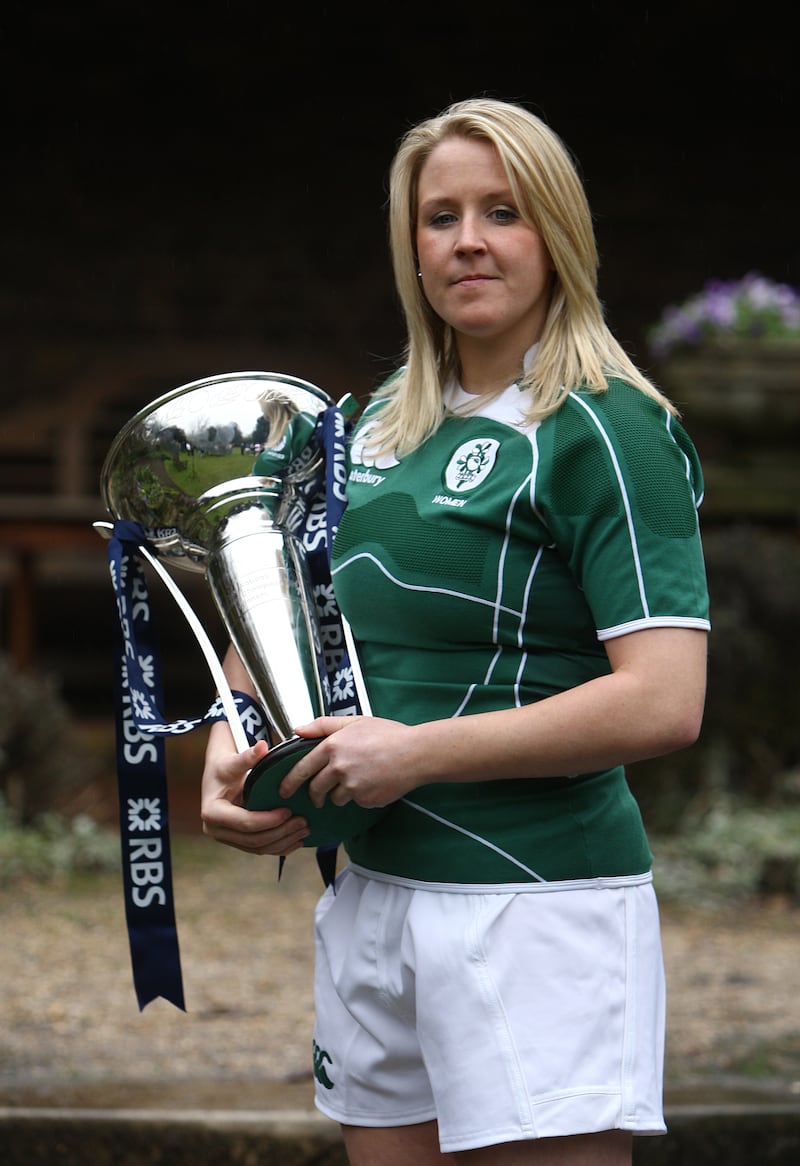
[{"x1": 456, "y1": 338, "x2": 538, "y2": 396}]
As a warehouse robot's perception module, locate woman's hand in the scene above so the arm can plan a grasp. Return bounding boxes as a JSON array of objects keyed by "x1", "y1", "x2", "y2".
[
  {"x1": 201, "y1": 727, "x2": 311, "y2": 856},
  {"x1": 280, "y1": 716, "x2": 422, "y2": 810}
]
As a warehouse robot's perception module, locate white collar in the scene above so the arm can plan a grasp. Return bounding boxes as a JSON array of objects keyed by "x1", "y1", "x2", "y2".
[{"x1": 445, "y1": 342, "x2": 539, "y2": 409}]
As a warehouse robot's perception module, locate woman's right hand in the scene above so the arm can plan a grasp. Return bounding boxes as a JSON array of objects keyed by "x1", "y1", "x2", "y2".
[{"x1": 200, "y1": 728, "x2": 311, "y2": 856}]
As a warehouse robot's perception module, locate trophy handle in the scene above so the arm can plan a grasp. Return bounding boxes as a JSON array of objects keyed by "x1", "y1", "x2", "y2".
[
  {"x1": 94, "y1": 521, "x2": 250, "y2": 753},
  {"x1": 341, "y1": 614, "x2": 372, "y2": 716}
]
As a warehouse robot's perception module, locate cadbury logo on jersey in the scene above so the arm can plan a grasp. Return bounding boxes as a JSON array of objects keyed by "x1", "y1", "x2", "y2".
[{"x1": 444, "y1": 438, "x2": 500, "y2": 493}]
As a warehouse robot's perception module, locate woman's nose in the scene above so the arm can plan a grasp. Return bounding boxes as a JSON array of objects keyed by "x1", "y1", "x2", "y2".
[{"x1": 454, "y1": 214, "x2": 487, "y2": 254}]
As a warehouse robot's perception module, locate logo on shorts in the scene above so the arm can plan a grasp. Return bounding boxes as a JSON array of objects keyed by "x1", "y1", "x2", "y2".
[
  {"x1": 444, "y1": 438, "x2": 500, "y2": 492},
  {"x1": 313, "y1": 1039, "x2": 335, "y2": 1090}
]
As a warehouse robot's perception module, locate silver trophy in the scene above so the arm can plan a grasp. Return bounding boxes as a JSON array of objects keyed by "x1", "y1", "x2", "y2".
[{"x1": 96, "y1": 371, "x2": 383, "y2": 845}]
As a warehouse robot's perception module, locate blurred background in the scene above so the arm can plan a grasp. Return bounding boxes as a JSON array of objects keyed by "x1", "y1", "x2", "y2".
[{"x1": 1, "y1": 2, "x2": 798, "y2": 894}]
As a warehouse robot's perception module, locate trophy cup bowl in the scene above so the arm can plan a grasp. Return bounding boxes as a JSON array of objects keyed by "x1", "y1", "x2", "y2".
[{"x1": 99, "y1": 371, "x2": 386, "y2": 846}]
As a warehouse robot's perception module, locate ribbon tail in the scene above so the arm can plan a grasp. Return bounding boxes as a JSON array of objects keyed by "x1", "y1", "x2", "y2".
[
  {"x1": 129, "y1": 924, "x2": 187, "y2": 1012},
  {"x1": 316, "y1": 844, "x2": 339, "y2": 889}
]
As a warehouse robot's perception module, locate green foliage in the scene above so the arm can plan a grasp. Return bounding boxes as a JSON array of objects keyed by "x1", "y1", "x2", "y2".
[
  {"x1": 0, "y1": 798, "x2": 120, "y2": 886},
  {"x1": 0, "y1": 654, "x2": 100, "y2": 825},
  {"x1": 0, "y1": 655, "x2": 118, "y2": 883},
  {"x1": 651, "y1": 798, "x2": 800, "y2": 907}
]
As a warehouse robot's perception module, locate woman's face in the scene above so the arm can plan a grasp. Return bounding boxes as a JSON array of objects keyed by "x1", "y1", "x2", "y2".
[{"x1": 415, "y1": 136, "x2": 553, "y2": 363}]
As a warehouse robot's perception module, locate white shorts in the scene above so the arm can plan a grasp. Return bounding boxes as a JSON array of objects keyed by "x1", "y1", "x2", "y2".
[{"x1": 312, "y1": 865, "x2": 666, "y2": 1154}]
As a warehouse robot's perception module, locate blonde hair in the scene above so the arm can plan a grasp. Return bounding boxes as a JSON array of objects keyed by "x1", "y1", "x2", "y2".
[
  {"x1": 372, "y1": 97, "x2": 675, "y2": 456},
  {"x1": 258, "y1": 391, "x2": 297, "y2": 447}
]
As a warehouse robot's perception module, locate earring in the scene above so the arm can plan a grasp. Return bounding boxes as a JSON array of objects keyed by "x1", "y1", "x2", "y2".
[{"x1": 417, "y1": 271, "x2": 422, "y2": 279}]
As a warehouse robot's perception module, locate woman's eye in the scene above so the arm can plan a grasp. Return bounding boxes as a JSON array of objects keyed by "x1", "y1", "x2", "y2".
[
  {"x1": 492, "y1": 206, "x2": 519, "y2": 223},
  {"x1": 430, "y1": 211, "x2": 456, "y2": 227}
]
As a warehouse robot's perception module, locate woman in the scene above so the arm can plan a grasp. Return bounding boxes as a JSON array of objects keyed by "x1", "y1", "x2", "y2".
[{"x1": 202, "y1": 98, "x2": 709, "y2": 1165}]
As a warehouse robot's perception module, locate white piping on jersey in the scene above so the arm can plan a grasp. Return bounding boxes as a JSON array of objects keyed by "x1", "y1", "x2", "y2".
[
  {"x1": 598, "y1": 614, "x2": 711, "y2": 640},
  {"x1": 493, "y1": 472, "x2": 534, "y2": 641},
  {"x1": 483, "y1": 646, "x2": 502, "y2": 686},
  {"x1": 331, "y1": 553, "x2": 526, "y2": 620},
  {"x1": 453, "y1": 643, "x2": 526, "y2": 712},
  {"x1": 514, "y1": 651, "x2": 528, "y2": 707},
  {"x1": 400, "y1": 797, "x2": 547, "y2": 882},
  {"x1": 519, "y1": 545, "x2": 545, "y2": 649},
  {"x1": 565, "y1": 392, "x2": 650, "y2": 620},
  {"x1": 452, "y1": 683, "x2": 478, "y2": 717},
  {"x1": 666, "y1": 411, "x2": 705, "y2": 510},
  {"x1": 490, "y1": 427, "x2": 543, "y2": 700}
]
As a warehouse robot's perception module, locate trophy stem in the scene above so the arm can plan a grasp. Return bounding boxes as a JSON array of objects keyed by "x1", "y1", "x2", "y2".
[{"x1": 205, "y1": 518, "x2": 326, "y2": 742}]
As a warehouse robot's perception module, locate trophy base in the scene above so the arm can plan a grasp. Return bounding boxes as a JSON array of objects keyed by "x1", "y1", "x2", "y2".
[{"x1": 243, "y1": 736, "x2": 388, "y2": 847}]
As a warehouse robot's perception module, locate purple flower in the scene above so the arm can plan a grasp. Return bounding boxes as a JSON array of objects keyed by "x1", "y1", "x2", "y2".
[{"x1": 649, "y1": 272, "x2": 800, "y2": 357}]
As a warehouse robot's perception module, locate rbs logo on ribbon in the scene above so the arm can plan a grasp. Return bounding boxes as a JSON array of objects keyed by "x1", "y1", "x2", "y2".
[{"x1": 127, "y1": 797, "x2": 167, "y2": 909}]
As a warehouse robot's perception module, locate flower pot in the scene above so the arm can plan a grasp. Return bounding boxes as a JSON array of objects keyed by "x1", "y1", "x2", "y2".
[
  {"x1": 658, "y1": 340, "x2": 800, "y2": 523},
  {"x1": 660, "y1": 339, "x2": 800, "y2": 435}
]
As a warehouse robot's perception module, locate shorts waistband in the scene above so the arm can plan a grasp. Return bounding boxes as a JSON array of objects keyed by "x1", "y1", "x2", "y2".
[{"x1": 346, "y1": 863, "x2": 654, "y2": 895}]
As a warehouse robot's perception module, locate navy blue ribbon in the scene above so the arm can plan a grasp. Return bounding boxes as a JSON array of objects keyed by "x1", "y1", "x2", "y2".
[
  {"x1": 108, "y1": 522, "x2": 269, "y2": 1011},
  {"x1": 109, "y1": 522, "x2": 185, "y2": 1012},
  {"x1": 298, "y1": 404, "x2": 363, "y2": 886}
]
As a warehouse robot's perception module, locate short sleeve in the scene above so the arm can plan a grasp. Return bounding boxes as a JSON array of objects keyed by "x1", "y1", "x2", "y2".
[{"x1": 534, "y1": 380, "x2": 710, "y2": 639}]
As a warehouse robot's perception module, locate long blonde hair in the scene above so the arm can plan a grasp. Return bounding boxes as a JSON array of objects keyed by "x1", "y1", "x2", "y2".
[{"x1": 371, "y1": 97, "x2": 674, "y2": 456}]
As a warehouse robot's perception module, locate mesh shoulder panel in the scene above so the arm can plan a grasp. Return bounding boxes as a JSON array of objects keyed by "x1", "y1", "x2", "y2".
[
  {"x1": 552, "y1": 385, "x2": 700, "y2": 538},
  {"x1": 550, "y1": 401, "x2": 623, "y2": 518}
]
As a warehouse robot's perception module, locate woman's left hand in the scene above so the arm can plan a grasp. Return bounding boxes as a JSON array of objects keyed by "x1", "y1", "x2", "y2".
[{"x1": 279, "y1": 716, "x2": 421, "y2": 810}]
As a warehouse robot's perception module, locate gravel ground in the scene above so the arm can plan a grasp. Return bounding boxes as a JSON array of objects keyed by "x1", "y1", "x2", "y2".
[{"x1": 2, "y1": 838, "x2": 799, "y2": 1109}]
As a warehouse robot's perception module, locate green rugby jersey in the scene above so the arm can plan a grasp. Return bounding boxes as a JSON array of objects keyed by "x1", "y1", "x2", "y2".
[{"x1": 331, "y1": 376, "x2": 710, "y2": 884}]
